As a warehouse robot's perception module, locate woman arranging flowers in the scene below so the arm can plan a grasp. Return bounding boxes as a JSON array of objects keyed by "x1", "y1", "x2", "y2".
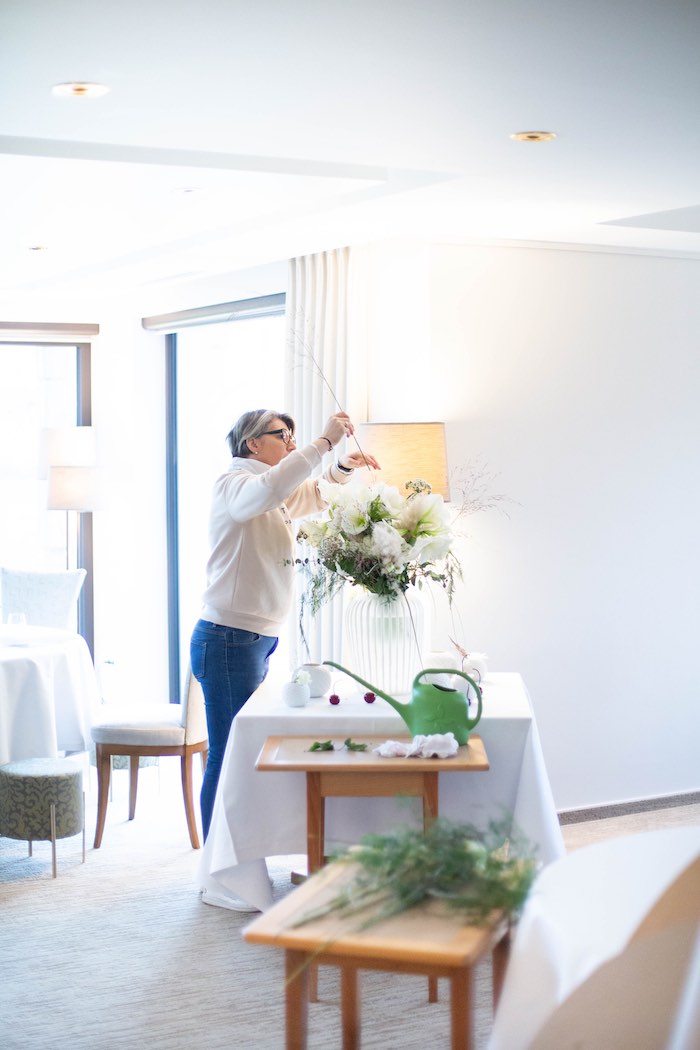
[{"x1": 191, "y1": 408, "x2": 379, "y2": 841}]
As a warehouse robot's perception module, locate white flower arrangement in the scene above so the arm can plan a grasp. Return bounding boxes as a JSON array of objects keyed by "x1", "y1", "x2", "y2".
[{"x1": 296, "y1": 478, "x2": 461, "y2": 615}]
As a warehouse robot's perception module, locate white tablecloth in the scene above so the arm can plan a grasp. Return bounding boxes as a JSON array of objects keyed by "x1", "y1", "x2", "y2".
[
  {"x1": 488, "y1": 825, "x2": 700, "y2": 1050},
  {"x1": 199, "y1": 671, "x2": 565, "y2": 911},
  {"x1": 0, "y1": 625, "x2": 100, "y2": 764}
]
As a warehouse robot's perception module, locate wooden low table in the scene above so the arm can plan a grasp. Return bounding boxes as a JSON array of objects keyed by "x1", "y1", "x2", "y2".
[
  {"x1": 243, "y1": 856, "x2": 509, "y2": 1050},
  {"x1": 255, "y1": 734, "x2": 489, "y2": 876}
]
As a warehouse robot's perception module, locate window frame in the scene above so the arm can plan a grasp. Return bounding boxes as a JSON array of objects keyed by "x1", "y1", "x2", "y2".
[{"x1": 0, "y1": 334, "x2": 95, "y2": 654}]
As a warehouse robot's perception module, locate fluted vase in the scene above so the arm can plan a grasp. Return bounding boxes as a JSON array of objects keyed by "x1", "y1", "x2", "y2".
[{"x1": 343, "y1": 588, "x2": 428, "y2": 696}]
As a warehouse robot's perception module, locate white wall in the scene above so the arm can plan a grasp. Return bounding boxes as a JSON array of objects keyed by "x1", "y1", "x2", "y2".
[{"x1": 365, "y1": 240, "x2": 700, "y2": 809}]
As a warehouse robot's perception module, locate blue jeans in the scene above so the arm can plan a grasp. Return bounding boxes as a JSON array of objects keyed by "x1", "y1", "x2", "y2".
[{"x1": 190, "y1": 620, "x2": 278, "y2": 841}]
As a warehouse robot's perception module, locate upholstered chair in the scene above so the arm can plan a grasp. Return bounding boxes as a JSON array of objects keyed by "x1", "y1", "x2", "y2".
[
  {"x1": 91, "y1": 669, "x2": 208, "y2": 849},
  {"x1": 0, "y1": 567, "x2": 86, "y2": 629}
]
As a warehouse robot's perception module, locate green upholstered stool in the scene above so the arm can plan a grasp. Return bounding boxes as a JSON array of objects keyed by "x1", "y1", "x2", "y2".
[{"x1": 0, "y1": 757, "x2": 85, "y2": 877}]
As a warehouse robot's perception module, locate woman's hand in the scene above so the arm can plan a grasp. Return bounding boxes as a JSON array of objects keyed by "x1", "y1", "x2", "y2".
[
  {"x1": 320, "y1": 411, "x2": 354, "y2": 448},
  {"x1": 340, "y1": 451, "x2": 381, "y2": 471}
]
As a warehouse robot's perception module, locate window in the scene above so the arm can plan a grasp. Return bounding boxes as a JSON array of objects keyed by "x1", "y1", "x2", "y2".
[
  {"x1": 163, "y1": 297, "x2": 287, "y2": 694},
  {"x1": 0, "y1": 338, "x2": 94, "y2": 646}
]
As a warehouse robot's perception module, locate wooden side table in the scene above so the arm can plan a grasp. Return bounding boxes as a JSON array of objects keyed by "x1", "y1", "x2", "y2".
[
  {"x1": 243, "y1": 857, "x2": 510, "y2": 1050},
  {"x1": 255, "y1": 734, "x2": 489, "y2": 876}
]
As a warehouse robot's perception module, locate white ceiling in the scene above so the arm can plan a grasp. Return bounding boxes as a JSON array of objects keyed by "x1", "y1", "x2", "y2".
[{"x1": 1, "y1": 0, "x2": 699, "y2": 298}]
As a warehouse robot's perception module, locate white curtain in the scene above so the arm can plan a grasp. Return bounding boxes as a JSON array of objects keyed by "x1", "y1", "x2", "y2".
[{"x1": 284, "y1": 247, "x2": 356, "y2": 667}]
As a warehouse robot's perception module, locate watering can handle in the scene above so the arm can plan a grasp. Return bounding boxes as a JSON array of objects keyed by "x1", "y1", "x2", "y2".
[{"x1": 413, "y1": 668, "x2": 483, "y2": 730}]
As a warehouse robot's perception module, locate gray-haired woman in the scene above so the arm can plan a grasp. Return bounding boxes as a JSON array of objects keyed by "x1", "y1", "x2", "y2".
[{"x1": 191, "y1": 408, "x2": 379, "y2": 845}]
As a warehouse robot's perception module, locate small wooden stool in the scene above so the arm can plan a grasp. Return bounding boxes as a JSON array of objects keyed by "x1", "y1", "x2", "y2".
[
  {"x1": 244, "y1": 858, "x2": 510, "y2": 1050},
  {"x1": 0, "y1": 757, "x2": 85, "y2": 877}
]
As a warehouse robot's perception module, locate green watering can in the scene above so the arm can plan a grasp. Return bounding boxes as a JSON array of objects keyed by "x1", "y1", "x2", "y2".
[{"x1": 323, "y1": 661, "x2": 483, "y2": 746}]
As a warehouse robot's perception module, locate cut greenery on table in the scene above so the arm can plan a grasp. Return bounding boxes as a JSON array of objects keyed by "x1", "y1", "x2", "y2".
[
  {"x1": 308, "y1": 738, "x2": 368, "y2": 752},
  {"x1": 292, "y1": 818, "x2": 538, "y2": 930}
]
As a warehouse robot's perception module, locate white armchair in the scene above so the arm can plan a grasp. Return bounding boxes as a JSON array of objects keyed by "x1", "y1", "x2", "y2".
[
  {"x1": 0, "y1": 567, "x2": 86, "y2": 630},
  {"x1": 489, "y1": 826, "x2": 700, "y2": 1050}
]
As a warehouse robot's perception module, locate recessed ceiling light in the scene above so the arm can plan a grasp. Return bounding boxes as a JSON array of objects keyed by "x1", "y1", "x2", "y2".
[
  {"x1": 510, "y1": 131, "x2": 557, "y2": 142},
  {"x1": 51, "y1": 82, "x2": 110, "y2": 98},
  {"x1": 28, "y1": 245, "x2": 48, "y2": 252}
]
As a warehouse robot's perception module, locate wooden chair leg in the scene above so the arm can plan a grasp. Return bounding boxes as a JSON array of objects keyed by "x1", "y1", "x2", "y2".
[
  {"x1": 450, "y1": 968, "x2": 473, "y2": 1050},
  {"x1": 128, "y1": 756, "x2": 139, "y2": 820},
  {"x1": 285, "y1": 950, "x2": 309, "y2": 1050},
  {"x1": 492, "y1": 925, "x2": 511, "y2": 1009},
  {"x1": 93, "y1": 744, "x2": 111, "y2": 848},
  {"x1": 181, "y1": 750, "x2": 201, "y2": 849},
  {"x1": 340, "y1": 965, "x2": 360, "y2": 1050}
]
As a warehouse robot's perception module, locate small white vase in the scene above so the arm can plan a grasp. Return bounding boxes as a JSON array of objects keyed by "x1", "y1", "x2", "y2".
[
  {"x1": 462, "y1": 652, "x2": 488, "y2": 683},
  {"x1": 282, "y1": 681, "x2": 310, "y2": 708},
  {"x1": 295, "y1": 663, "x2": 332, "y2": 698}
]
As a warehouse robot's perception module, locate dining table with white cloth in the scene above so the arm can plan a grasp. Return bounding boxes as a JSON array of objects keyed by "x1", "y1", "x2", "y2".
[
  {"x1": 199, "y1": 670, "x2": 565, "y2": 912},
  {"x1": 0, "y1": 624, "x2": 101, "y2": 764}
]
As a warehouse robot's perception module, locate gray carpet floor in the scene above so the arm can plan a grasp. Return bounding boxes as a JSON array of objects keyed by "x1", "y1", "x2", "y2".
[{"x1": 2, "y1": 759, "x2": 698, "y2": 1050}]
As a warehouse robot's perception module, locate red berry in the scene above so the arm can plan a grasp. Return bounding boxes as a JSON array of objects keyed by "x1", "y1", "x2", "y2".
[
  {"x1": 364, "y1": 691, "x2": 376, "y2": 704},
  {"x1": 329, "y1": 693, "x2": 341, "y2": 705}
]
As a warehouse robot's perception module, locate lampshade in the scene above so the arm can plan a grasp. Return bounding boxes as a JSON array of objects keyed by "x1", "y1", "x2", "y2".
[
  {"x1": 47, "y1": 466, "x2": 102, "y2": 511},
  {"x1": 355, "y1": 422, "x2": 449, "y2": 499},
  {"x1": 39, "y1": 426, "x2": 98, "y2": 478}
]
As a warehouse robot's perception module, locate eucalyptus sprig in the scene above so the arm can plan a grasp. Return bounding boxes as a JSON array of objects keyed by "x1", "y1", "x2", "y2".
[{"x1": 291, "y1": 818, "x2": 538, "y2": 931}]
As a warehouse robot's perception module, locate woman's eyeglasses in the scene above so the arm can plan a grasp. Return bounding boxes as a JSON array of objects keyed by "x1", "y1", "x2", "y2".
[{"x1": 260, "y1": 428, "x2": 295, "y2": 444}]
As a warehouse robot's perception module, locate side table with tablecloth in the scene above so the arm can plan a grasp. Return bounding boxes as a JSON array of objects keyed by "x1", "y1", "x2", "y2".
[{"x1": 199, "y1": 671, "x2": 564, "y2": 912}]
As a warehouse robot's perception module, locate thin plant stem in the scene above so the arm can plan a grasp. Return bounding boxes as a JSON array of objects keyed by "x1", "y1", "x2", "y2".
[
  {"x1": 402, "y1": 589, "x2": 425, "y2": 675},
  {"x1": 288, "y1": 318, "x2": 375, "y2": 472}
]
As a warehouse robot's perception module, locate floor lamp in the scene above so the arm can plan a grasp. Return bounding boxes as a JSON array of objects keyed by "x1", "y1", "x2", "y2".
[
  {"x1": 47, "y1": 465, "x2": 101, "y2": 655},
  {"x1": 47, "y1": 466, "x2": 100, "y2": 567}
]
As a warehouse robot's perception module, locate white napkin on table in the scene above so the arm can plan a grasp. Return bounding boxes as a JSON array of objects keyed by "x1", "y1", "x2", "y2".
[{"x1": 373, "y1": 732, "x2": 459, "y2": 759}]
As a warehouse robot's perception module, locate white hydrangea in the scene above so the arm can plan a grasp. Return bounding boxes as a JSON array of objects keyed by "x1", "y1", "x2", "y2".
[{"x1": 368, "y1": 520, "x2": 408, "y2": 568}]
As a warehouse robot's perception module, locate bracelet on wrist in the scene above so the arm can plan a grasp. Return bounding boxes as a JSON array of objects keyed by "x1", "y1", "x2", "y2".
[
  {"x1": 335, "y1": 459, "x2": 354, "y2": 474},
  {"x1": 320, "y1": 436, "x2": 333, "y2": 452}
]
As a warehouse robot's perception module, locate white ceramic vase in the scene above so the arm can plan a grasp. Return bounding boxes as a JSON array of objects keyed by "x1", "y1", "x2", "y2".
[
  {"x1": 461, "y1": 652, "x2": 488, "y2": 683},
  {"x1": 423, "y1": 650, "x2": 461, "y2": 688},
  {"x1": 295, "y1": 663, "x2": 332, "y2": 698},
  {"x1": 343, "y1": 588, "x2": 428, "y2": 696},
  {"x1": 282, "y1": 681, "x2": 310, "y2": 708}
]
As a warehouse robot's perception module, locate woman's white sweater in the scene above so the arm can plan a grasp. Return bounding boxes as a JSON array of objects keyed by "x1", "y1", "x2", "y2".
[{"x1": 199, "y1": 444, "x2": 352, "y2": 637}]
